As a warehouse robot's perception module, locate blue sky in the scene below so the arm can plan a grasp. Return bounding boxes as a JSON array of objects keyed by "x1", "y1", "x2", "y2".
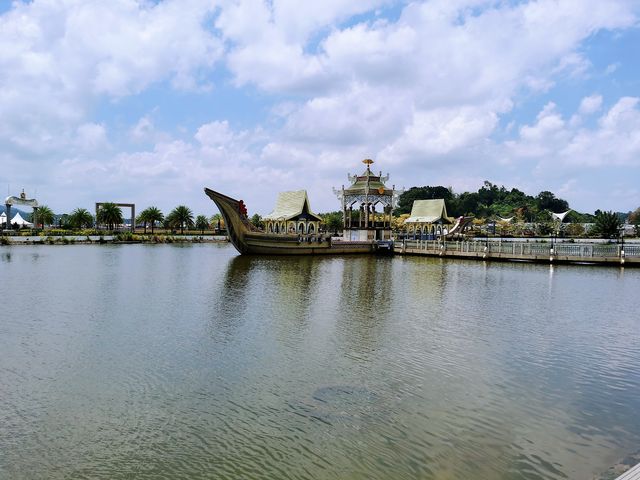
[{"x1": 1, "y1": 0, "x2": 639, "y2": 217}]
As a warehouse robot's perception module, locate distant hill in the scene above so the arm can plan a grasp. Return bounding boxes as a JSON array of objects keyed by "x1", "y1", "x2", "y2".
[{"x1": 0, "y1": 205, "x2": 31, "y2": 217}]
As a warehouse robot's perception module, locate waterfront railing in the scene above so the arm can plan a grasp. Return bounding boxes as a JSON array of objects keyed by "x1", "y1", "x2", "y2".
[{"x1": 399, "y1": 239, "x2": 639, "y2": 264}]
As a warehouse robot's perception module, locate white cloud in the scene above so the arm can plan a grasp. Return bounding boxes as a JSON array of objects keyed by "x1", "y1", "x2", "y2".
[
  {"x1": 196, "y1": 121, "x2": 235, "y2": 147},
  {"x1": 0, "y1": 0, "x2": 222, "y2": 156},
  {"x1": 578, "y1": 94, "x2": 603, "y2": 115},
  {"x1": 1, "y1": 0, "x2": 639, "y2": 214},
  {"x1": 75, "y1": 123, "x2": 109, "y2": 152}
]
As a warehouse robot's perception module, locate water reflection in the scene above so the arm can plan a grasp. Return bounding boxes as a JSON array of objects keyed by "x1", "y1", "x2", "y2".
[
  {"x1": 1, "y1": 245, "x2": 639, "y2": 480},
  {"x1": 336, "y1": 257, "x2": 393, "y2": 359}
]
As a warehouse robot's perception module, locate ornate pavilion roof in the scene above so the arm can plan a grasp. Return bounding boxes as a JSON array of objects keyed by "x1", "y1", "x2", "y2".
[
  {"x1": 263, "y1": 190, "x2": 322, "y2": 222},
  {"x1": 344, "y1": 159, "x2": 392, "y2": 196},
  {"x1": 405, "y1": 199, "x2": 453, "y2": 224}
]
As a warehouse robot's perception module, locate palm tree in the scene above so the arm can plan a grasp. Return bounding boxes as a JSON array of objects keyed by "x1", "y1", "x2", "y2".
[
  {"x1": 97, "y1": 203, "x2": 123, "y2": 231},
  {"x1": 136, "y1": 210, "x2": 149, "y2": 234},
  {"x1": 210, "y1": 213, "x2": 225, "y2": 232},
  {"x1": 591, "y1": 210, "x2": 622, "y2": 239},
  {"x1": 195, "y1": 215, "x2": 209, "y2": 234},
  {"x1": 140, "y1": 206, "x2": 164, "y2": 234},
  {"x1": 69, "y1": 208, "x2": 94, "y2": 229},
  {"x1": 34, "y1": 205, "x2": 55, "y2": 228},
  {"x1": 168, "y1": 205, "x2": 194, "y2": 234}
]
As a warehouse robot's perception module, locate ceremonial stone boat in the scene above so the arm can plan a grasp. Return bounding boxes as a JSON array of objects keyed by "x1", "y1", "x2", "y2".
[
  {"x1": 204, "y1": 159, "x2": 401, "y2": 256},
  {"x1": 204, "y1": 187, "x2": 381, "y2": 255}
]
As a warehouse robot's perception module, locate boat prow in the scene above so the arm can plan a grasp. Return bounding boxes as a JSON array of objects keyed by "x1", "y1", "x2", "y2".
[{"x1": 204, "y1": 188, "x2": 255, "y2": 254}]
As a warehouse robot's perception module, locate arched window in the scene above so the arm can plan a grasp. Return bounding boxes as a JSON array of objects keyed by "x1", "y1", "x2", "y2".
[
  {"x1": 269, "y1": 223, "x2": 273, "y2": 233},
  {"x1": 274, "y1": 223, "x2": 279, "y2": 233},
  {"x1": 307, "y1": 223, "x2": 315, "y2": 234},
  {"x1": 298, "y1": 223, "x2": 304, "y2": 233}
]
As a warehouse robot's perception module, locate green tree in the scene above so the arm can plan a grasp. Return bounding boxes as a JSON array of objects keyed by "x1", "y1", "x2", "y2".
[
  {"x1": 395, "y1": 186, "x2": 453, "y2": 215},
  {"x1": 97, "y1": 203, "x2": 124, "y2": 231},
  {"x1": 136, "y1": 210, "x2": 149, "y2": 234},
  {"x1": 536, "y1": 191, "x2": 569, "y2": 213},
  {"x1": 250, "y1": 213, "x2": 263, "y2": 230},
  {"x1": 565, "y1": 223, "x2": 585, "y2": 237},
  {"x1": 590, "y1": 210, "x2": 622, "y2": 239},
  {"x1": 34, "y1": 205, "x2": 55, "y2": 227},
  {"x1": 321, "y1": 211, "x2": 343, "y2": 234},
  {"x1": 141, "y1": 206, "x2": 164, "y2": 234},
  {"x1": 58, "y1": 214, "x2": 70, "y2": 229},
  {"x1": 210, "y1": 213, "x2": 224, "y2": 232},
  {"x1": 168, "y1": 205, "x2": 194, "y2": 234},
  {"x1": 69, "y1": 208, "x2": 94, "y2": 229},
  {"x1": 195, "y1": 215, "x2": 210, "y2": 234}
]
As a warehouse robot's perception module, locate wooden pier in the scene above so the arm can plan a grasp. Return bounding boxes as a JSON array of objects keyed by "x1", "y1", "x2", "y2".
[
  {"x1": 396, "y1": 239, "x2": 640, "y2": 266},
  {"x1": 615, "y1": 462, "x2": 640, "y2": 480}
]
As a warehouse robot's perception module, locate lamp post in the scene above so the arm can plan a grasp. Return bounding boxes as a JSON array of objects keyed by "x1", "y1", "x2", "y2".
[{"x1": 620, "y1": 224, "x2": 625, "y2": 265}]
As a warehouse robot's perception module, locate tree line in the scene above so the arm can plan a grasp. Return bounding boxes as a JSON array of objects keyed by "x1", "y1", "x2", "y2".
[{"x1": 18, "y1": 204, "x2": 217, "y2": 235}]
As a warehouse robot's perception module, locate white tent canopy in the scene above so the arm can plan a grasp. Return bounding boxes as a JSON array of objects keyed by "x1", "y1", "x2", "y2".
[{"x1": 9, "y1": 212, "x2": 33, "y2": 227}]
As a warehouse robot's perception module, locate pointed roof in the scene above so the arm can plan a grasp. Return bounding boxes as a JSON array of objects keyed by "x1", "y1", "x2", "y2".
[
  {"x1": 344, "y1": 159, "x2": 391, "y2": 195},
  {"x1": 551, "y1": 210, "x2": 571, "y2": 222},
  {"x1": 405, "y1": 199, "x2": 452, "y2": 224},
  {"x1": 11, "y1": 212, "x2": 33, "y2": 226},
  {"x1": 263, "y1": 190, "x2": 322, "y2": 222}
]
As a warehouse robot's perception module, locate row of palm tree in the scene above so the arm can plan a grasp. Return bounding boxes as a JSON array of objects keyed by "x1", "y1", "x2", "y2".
[{"x1": 20, "y1": 203, "x2": 213, "y2": 234}]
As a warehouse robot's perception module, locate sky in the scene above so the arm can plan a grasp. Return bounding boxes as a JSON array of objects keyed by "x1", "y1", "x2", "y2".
[{"x1": 1, "y1": 0, "x2": 639, "y2": 216}]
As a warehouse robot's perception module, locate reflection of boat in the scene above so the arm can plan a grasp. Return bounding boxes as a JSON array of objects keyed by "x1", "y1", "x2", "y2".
[{"x1": 204, "y1": 188, "x2": 381, "y2": 255}]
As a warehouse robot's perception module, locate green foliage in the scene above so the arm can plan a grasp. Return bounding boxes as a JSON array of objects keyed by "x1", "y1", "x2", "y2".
[
  {"x1": 395, "y1": 180, "x2": 577, "y2": 222},
  {"x1": 34, "y1": 205, "x2": 55, "y2": 227},
  {"x1": 69, "y1": 208, "x2": 94, "y2": 229},
  {"x1": 167, "y1": 205, "x2": 194, "y2": 234},
  {"x1": 96, "y1": 203, "x2": 124, "y2": 230},
  {"x1": 535, "y1": 191, "x2": 569, "y2": 213},
  {"x1": 320, "y1": 211, "x2": 343, "y2": 233},
  {"x1": 115, "y1": 232, "x2": 134, "y2": 242},
  {"x1": 395, "y1": 186, "x2": 453, "y2": 215},
  {"x1": 591, "y1": 210, "x2": 622, "y2": 239},
  {"x1": 196, "y1": 214, "x2": 210, "y2": 234},
  {"x1": 565, "y1": 223, "x2": 585, "y2": 237},
  {"x1": 138, "y1": 206, "x2": 164, "y2": 234},
  {"x1": 249, "y1": 213, "x2": 263, "y2": 230}
]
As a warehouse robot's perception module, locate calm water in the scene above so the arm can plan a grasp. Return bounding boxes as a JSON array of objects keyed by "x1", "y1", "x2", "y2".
[{"x1": 1, "y1": 244, "x2": 639, "y2": 480}]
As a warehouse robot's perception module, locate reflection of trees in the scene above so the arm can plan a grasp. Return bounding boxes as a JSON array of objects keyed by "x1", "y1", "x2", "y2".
[
  {"x1": 336, "y1": 256, "x2": 394, "y2": 357},
  {"x1": 207, "y1": 255, "x2": 253, "y2": 341},
  {"x1": 211, "y1": 255, "x2": 322, "y2": 342},
  {"x1": 257, "y1": 256, "x2": 320, "y2": 340}
]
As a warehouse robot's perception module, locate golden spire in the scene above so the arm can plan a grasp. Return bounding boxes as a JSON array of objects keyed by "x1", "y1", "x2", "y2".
[{"x1": 362, "y1": 158, "x2": 374, "y2": 166}]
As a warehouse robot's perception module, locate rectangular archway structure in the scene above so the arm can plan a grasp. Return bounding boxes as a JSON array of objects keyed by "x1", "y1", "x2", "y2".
[{"x1": 95, "y1": 203, "x2": 135, "y2": 232}]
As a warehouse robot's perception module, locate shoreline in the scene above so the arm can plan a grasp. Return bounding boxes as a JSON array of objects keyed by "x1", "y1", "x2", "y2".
[{"x1": 0, "y1": 234, "x2": 229, "y2": 246}]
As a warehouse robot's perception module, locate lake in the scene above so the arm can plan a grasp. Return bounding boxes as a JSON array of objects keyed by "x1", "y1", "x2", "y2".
[{"x1": 1, "y1": 243, "x2": 639, "y2": 479}]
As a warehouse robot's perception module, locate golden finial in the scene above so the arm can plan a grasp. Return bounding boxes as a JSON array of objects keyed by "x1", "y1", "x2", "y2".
[{"x1": 362, "y1": 158, "x2": 374, "y2": 165}]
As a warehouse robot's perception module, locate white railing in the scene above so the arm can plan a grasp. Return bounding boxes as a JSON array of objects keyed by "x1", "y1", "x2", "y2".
[{"x1": 399, "y1": 240, "x2": 638, "y2": 259}]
